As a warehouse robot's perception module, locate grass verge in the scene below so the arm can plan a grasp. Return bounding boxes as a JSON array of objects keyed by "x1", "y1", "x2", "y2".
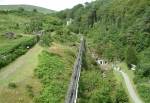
[
  {"x1": 34, "y1": 43, "x2": 77, "y2": 103},
  {"x1": 77, "y1": 51, "x2": 129, "y2": 103},
  {"x1": 118, "y1": 62, "x2": 145, "y2": 103}
]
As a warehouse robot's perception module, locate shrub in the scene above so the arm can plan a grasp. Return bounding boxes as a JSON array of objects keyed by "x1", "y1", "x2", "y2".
[
  {"x1": 8, "y1": 82, "x2": 17, "y2": 88},
  {"x1": 126, "y1": 46, "x2": 138, "y2": 68},
  {"x1": 115, "y1": 87, "x2": 129, "y2": 103},
  {"x1": 26, "y1": 85, "x2": 34, "y2": 98},
  {"x1": 137, "y1": 84, "x2": 150, "y2": 103},
  {"x1": 39, "y1": 33, "x2": 52, "y2": 46}
]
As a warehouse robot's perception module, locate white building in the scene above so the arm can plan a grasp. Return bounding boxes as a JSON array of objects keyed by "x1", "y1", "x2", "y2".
[
  {"x1": 96, "y1": 59, "x2": 108, "y2": 65},
  {"x1": 66, "y1": 18, "x2": 73, "y2": 26}
]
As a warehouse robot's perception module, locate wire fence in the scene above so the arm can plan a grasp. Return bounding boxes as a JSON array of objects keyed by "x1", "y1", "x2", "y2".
[{"x1": 65, "y1": 37, "x2": 85, "y2": 103}]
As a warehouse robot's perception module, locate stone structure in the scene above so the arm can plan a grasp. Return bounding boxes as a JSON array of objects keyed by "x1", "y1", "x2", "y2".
[
  {"x1": 96, "y1": 59, "x2": 108, "y2": 65},
  {"x1": 5, "y1": 32, "x2": 15, "y2": 39}
]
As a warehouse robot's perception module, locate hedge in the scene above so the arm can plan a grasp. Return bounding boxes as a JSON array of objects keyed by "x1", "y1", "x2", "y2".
[{"x1": 0, "y1": 36, "x2": 38, "y2": 69}]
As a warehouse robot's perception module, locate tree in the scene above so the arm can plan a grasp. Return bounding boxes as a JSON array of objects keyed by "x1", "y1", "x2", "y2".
[
  {"x1": 24, "y1": 18, "x2": 43, "y2": 33},
  {"x1": 33, "y1": 9, "x2": 37, "y2": 12},
  {"x1": 88, "y1": 9, "x2": 97, "y2": 27},
  {"x1": 126, "y1": 46, "x2": 138, "y2": 68},
  {"x1": 18, "y1": 7, "x2": 24, "y2": 12},
  {"x1": 40, "y1": 33, "x2": 52, "y2": 46}
]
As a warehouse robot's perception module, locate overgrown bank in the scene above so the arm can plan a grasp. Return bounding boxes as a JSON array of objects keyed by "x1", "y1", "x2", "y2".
[
  {"x1": 77, "y1": 51, "x2": 129, "y2": 103},
  {"x1": 56, "y1": 0, "x2": 150, "y2": 102},
  {"x1": 34, "y1": 43, "x2": 77, "y2": 103}
]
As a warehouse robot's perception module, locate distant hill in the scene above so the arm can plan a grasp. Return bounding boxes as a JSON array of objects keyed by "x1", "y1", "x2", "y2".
[{"x1": 0, "y1": 5, "x2": 54, "y2": 14}]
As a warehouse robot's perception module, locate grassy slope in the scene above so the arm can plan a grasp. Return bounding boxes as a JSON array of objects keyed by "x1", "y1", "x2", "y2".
[
  {"x1": 0, "y1": 5, "x2": 54, "y2": 13},
  {"x1": 77, "y1": 50, "x2": 129, "y2": 103},
  {"x1": 0, "y1": 44, "x2": 43, "y2": 103}
]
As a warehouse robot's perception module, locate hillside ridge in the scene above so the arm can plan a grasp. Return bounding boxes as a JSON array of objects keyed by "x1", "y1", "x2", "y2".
[{"x1": 0, "y1": 4, "x2": 54, "y2": 13}]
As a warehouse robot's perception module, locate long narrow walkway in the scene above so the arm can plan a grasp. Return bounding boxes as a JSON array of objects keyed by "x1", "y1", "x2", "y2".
[
  {"x1": 120, "y1": 71, "x2": 143, "y2": 103},
  {"x1": 0, "y1": 44, "x2": 43, "y2": 85},
  {"x1": 113, "y1": 66, "x2": 143, "y2": 103}
]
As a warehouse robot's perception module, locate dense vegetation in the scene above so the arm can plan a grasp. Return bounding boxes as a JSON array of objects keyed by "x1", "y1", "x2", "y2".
[
  {"x1": 58, "y1": 0, "x2": 150, "y2": 60},
  {"x1": 34, "y1": 45, "x2": 77, "y2": 103},
  {"x1": 34, "y1": 51, "x2": 66, "y2": 103},
  {"x1": 56, "y1": 0, "x2": 150, "y2": 102},
  {"x1": 0, "y1": 8, "x2": 63, "y2": 68},
  {"x1": 78, "y1": 52, "x2": 128, "y2": 103},
  {"x1": 134, "y1": 47, "x2": 150, "y2": 103},
  {"x1": 0, "y1": 9, "x2": 60, "y2": 34},
  {"x1": 0, "y1": 4, "x2": 81, "y2": 103},
  {"x1": 0, "y1": 0, "x2": 149, "y2": 102}
]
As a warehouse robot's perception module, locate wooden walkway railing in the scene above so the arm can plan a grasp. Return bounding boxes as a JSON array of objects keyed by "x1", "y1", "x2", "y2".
[{"x1": 65, "y1": 37, "x2": 85, "y2": 103}]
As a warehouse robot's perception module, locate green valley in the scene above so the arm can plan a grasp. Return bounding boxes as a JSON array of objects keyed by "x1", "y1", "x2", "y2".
[{"x1": 0, "y1": 0, "x2": 149, "y2": 103}]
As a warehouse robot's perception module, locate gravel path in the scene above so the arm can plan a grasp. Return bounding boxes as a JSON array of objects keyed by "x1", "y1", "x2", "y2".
[{"x1": 114, "y1": 67, "x2": 143, "y2": 103}]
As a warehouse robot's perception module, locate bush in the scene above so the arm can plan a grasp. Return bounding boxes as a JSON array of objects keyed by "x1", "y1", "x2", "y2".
[
  {"x1": 26, "y1": 85, "x2": 34, "y2": 98},
  {"x1": 115, "y1": 87, "x2": 129, "y2": 103},
  {"x1": 126, "y1": 46, "x2": 138, "y2": 68},
  {"x1": 8, "y1": 82, "x2": 17, "y2": 88},
  {"x1": 137, "y1": 84, "x2": 150, "y2": 103},
  {"x1": 39, "y1": 33, "x2": 52, "y2": 46},
  {"x1": 78, "y1": 53, "x2": 129, "y2": 103}
]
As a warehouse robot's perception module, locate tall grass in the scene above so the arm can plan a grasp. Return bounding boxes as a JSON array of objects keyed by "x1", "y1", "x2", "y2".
[{"x1": 34, "y1": 45, "x2": 76, "y2": 103}]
